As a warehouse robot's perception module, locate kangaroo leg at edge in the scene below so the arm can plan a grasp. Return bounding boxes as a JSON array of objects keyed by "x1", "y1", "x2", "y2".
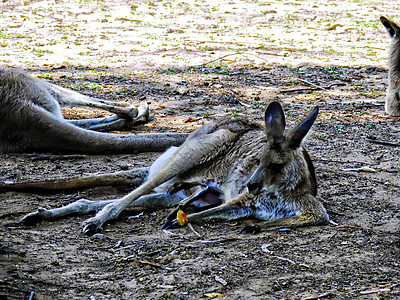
[{"x1": 0, "y1": 167, "x2": 149, "y2": 192}]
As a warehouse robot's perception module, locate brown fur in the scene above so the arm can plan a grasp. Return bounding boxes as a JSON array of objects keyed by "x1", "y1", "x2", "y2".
[
  {"x1": 381, "y1": 16, "x2": 400, "y2": 116},
  {"x1": 19, "y1": 102, "x2": 330, "y2": 234},
  {"x1": 0, "y1": 68, "x2": 187, "y2": 154}
]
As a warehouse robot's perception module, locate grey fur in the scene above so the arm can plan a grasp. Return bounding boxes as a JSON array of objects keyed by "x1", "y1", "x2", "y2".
[
  {"x1": 20, "y1": 102, "x2": 330, "y2": 234},
  {"x1": 0, "y1": 69, "x2": 187, "y2": 154},
  {"x1": 380, "y1": 16, "x2": 400, "y2": 116}
]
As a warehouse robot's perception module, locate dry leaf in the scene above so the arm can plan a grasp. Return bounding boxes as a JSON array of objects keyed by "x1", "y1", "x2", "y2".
[
  {"x1": 177, "y1": 209, "x2": 188, "y2": 226},
  {"x1": 327, "y1": 24, "x2": 343, "y2": 30},
  {"x1": 342, "y1": 166, "x2": 378, "y2": 173},
  {"x1": 204, "y1": 292, "x2": 223, "y2": 298},
  {"x1": 184, "y1": 117, "x2": 201, "y2": 123}
]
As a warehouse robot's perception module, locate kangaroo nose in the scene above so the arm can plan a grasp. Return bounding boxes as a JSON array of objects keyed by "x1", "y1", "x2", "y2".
[{"x1": 247, "y1": 181, "x2": 262, "y2": 195}]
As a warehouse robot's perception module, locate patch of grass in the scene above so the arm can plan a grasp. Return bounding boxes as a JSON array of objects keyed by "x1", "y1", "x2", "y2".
[
  {"x1": 75, "y1": 82, "x2": 103, "y2": 90},
  {"x1": 31, "y1": 48, "x2": 54, "y2": 57},
  {"x1": 158, "y1": 68, "x2": 175, "y2": 74},
  {"x1": 335, "y1": 124, "x2": 348, "y2": 133},
  {"x1": 166, "y1": 109, "x2": 176, "y2": 115},
  {"x1": 353, "y1": 110, "x2": 370, "y2": 115},
  {"x1": 35, "y1": 74, "x2": 53, "y2": 79},
  {"x1": 325, "y1": 66, "x2": 350, "y2": 81},
  {"x1": 359, "y1": 90, "x2": 383, "y2": 98},
  {"x1": 250, "y1": 101, "x2": 267, "y2": 109},
  {"x1": 203, "y1": 68, "x2": 229, "y2": 75},
  {"x1": 225, "y1": 108, "x2": 242, "y2": 117}
]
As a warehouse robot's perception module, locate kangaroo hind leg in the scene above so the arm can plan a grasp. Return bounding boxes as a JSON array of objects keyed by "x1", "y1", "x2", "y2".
[
  {"x1": 67, "y1": 101, "x2": 150, "y2": 131},
  {"x1": 20, "y1": 192, "x2": 186, "y2": 226},
  {"x1": 46, "y1": 82, "x2": 142, "y2": 119}
]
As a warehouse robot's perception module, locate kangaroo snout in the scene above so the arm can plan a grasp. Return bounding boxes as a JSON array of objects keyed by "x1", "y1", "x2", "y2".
[{"x1": 247, "y1": 168, "x2": 265, "y2": 195}]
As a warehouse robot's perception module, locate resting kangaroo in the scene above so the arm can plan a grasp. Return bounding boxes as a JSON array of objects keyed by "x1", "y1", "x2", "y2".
[
  {"x1": 16, "y1": 102, "x2": 330, "y2": 234},
  {"x1": 381, "y1": 16, "x2": 400, "y2": 116},
  {"x1": 0, "y1": 68, "x2": 187, "y2": 154}
]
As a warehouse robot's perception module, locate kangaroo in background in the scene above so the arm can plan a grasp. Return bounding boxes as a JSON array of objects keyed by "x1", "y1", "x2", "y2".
[
  {"x1": 0, "y1": 68, "x2": 187, "y2": 154},
  {"x1": 381, "y1": 16, "x2": 400, "y2": 116},
  {"x1": 17, "y1": 102, "x2": 331, "y2": 235}
]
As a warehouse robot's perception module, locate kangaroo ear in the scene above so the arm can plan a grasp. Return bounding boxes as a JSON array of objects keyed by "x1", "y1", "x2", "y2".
[
  {"x1": 286, "y1": 106, "x2": 318, "y2": 149},
  {"x1": 265, "y1": 102, "x2": 286, "y2": 142},
  {"x1": 381, "y1": 16, "x2": 400, "y2": 39}
]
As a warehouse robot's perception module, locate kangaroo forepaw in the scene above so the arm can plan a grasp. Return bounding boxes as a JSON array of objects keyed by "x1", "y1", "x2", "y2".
[
  {"x1": 164, "y1": 205, "x2": 182, "y2": 224},
  {"x1": 82, "y1": 219, "x2": 103, "y2": 235},
  {"x1": 19, "y1": 207, "x2": 51, "y2": 226},
  {"x1": 239, "y1": 224, "x2": 261, "y2": 234},
  {"x1": 161, "y1": 219, "x2": 183, "y2": 230},
  {"x1": 133, "y1": 101, "x2": 150, "y2": 124}
]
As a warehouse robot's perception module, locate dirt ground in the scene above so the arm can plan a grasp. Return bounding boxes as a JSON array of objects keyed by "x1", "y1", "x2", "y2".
[{"x1": 0, "y1": 1, "x2": 399, "y2": 299}]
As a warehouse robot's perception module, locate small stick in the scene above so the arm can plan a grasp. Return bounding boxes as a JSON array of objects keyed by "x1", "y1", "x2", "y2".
[
  {"x1": 29, "y1": 291, "x2": 35, "y2": 300},
  {"x1": 131, "y1": 260, "x2": 163, "y2": 269},
  {"x1": 187, "y1": 223, "x2": 201, "y2": 238},
  {"x1": 281, "y1": 87, "x2": 320, "y2": 93},
  {"x1": 297, "y1": 78, "x2": 328, "y2": 91},
  {"x1": 192, "y1": 53, "x2": 240, "y2": 68},
  {"x1": 367, "y1": 138, "x2": 400, "y2": 147},
  {"x1": 360, "y1": 288, "x2": 392, "y2": 295},
  {"x1": 377, "y1": 115, "x2": 400, "y2": 119},
  {"x1": 336, "y1": 225, "x2": 399, "y2": 234},
  {"x1": 273, "y1": 255, "x2": 296, "y2": 264},
  {"x1": 281, "y1": 83, "x2": 345, "y2": 93},
  {"x1": 302, "y1": 291, "x2": 341, "y2": 300},
  {"x1": 28, "y1": 154, "x2": 86, "y2": 161},
  {"x1": 275, "y1": 279, "x2": 284, "y2": 290}
]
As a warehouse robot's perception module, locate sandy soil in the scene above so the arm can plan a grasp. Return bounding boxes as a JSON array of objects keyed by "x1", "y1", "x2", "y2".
[{"x1": 0, "y1": 1, "x2": 399, "y2": 299}]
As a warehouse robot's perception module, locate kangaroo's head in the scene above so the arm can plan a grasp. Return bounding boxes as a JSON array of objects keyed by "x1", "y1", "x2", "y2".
[
  {"x1": 381, "y1": 16, "x2": 400, "y2": 40},
  {"x1": 247, "y1": 102, "x2": 318, "y2": 196},
  {"x1": 380, "y1": 16, "x2": 400, "y2": 116}
]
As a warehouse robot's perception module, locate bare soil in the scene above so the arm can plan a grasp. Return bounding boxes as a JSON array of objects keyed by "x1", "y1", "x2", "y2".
[{"x1": 0, "y1": 1, "x2": 399, "y2": 300}]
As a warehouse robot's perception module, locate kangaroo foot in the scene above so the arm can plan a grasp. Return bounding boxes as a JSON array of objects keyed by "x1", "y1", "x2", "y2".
[
  {"x1": 82, "y1": 218, "x2": 104, "y2": 235},
  {"x1": 132, "y1": 101, "x2": 150, "y2": 124},
  {"x1": 19, "y1": 207, "x2": 51, "y2": 226}
]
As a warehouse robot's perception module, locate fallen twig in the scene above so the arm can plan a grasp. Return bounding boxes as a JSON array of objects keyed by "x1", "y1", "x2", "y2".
[
  {"x1": 131, "y1": 260, "x2": 163, "y2": 269},
  {"x1": 376, "y1": 115, "x2": 400, "y2": 119},
  {"x1": 29, "y1": 291, "x2": 35, "y2": 300},
  {"x1": 28, "y1": 154, "x2": 86, "y2": 161},
  {"x1": 261, "y1": 244, "x2": 312, "y2": 268},
  {"x1": 192, "y1": 53, "x2": 240, "y2": 68},
  {"x1": 336, "y1": 225, "x2": 399, "y2": 234},
  {"x1": 274, "y1": 255, "x2": 296, "y2": 264},
  {"x1": 281, "y1": 82, "x2": 345, "y2": 93},
  {"x1": 187, "y1": 223, "x2": 201, "y2": 238},
  {"x1": 302, "y1": 291, "x2": 343, "y2": 300},
  {"x1": 200, "y1": 237, "x2": 239, "y2": 244},
  {"x1": 297, "y1": 78, "x2": 328, "y2": 91},
  {"x1": 367, "y1": 138, "x2": 400, "y2": 147},
  {"x1": 342, "y1": 166, "x2": 378, "y2": 173},
  {"x1": 360, "y1": 288, "x2": 392, "y2": 295}
]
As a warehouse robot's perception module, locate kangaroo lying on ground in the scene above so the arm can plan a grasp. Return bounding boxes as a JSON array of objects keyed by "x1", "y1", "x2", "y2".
[
  {"x1": 15, "y1": 102, "x2": 331, "y2": 234},
  {"x1": 0, "y1": 68, "x2": 187, "y2": 154},
  {"x1": 381, "y1": 16, "x2": 400, "y2": 117}
]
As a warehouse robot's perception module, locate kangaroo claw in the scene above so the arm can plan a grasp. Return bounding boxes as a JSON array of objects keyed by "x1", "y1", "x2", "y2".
[
  {"x1": 82, "y1": 219, "x2": 103, "y2": 236},
  {"x1": 239, "y1": 224, "x2": 261, "y2": 234}
]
